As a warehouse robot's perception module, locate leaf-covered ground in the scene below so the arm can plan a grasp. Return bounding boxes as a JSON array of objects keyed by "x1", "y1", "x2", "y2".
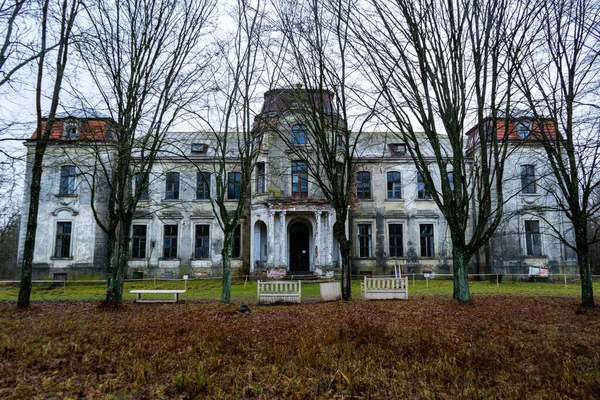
[{"x1": 1, "y1": 296, "x2": 599, "y2": 399}]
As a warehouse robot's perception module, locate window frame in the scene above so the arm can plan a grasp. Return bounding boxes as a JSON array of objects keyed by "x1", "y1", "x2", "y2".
[
  {"x1": 63, "y1": 120, "x2": 78, "y2": 140},
  {"x1": 291, "y1": 124, "x2": 308, "y2": 145},
  {"x1": 521, "y1": 165, "x2": 536, "y2": 194},
  {"x1": 134, "y1": 173, "x2": 149, "y2": 201},
  {"x1": 417, "y1": 172, "x2": 432, "y2": 200},
  {"x1": 357, "y1": 223, "x2": 373, "y2": 258},
  {"x1": 388, "y1": 223, "x2": 404, "y2": 257},
  {"x1": 419, "y1": 223, "x2": 435, "y2": 257},
  {"x1": 388, "y1": 143, "x2": 406, "y2": 155},
  {"x1": 196, "y1": 171, "x2": 211, "y2": 200},
  {"x1": 291, "y1": 161, "x2": 308, "y2": 198},
  {"x1": 227, "y1": 171, "x2": 242, "y2": 199},
  {"x1": 516, "y1": 120, "x2": 532, "y2": 139},
  {"x1": 194, "y1": 224, "x2": 211, "y2": 259},
  {"x1": 232, "y1": 224, "x2": 241, "y2": 258},
  {"x1": 165, "y1": 172, "x2": 180, "y2": 200},
  {"x1": 356, "y1": 171, "x2": 371, "y2": 200},
  {"x1": 54, "y1": 221, "x2": 73, "y2": 258},
  {"x1": 256, "y1": 162, "x2": 266, "y2": 194},
  {"x1": 131, "y1": 224, "x2": 147, "y2": 259},
  {"x1": 524, "y1": 220, "x2": 542, "y2": 256},
  {"x1": 59, "y1": 165, "x2": 76, "y2": 195},
  {"x1": 162, "y1": 224, "x2": 178, "y2": 259},
  {"x1": 387, "y1": 171, "x2": 402, "y2": 199}
]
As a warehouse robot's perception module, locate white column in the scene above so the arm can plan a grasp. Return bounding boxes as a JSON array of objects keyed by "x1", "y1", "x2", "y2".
[
  {"x1": 327, "y1": 212, "x2": 333, "y2": 265},
  {"x1": 314, "y1": 211, "x2": 322, "y2": 265},
  {"x1": 267, "y1": 210, "x2": 275, "y2": 266},
  {"x1": 279, "y1": 211, "x2": 287, "y2": 267}
]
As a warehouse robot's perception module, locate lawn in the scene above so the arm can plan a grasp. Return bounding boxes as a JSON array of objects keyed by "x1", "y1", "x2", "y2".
[
  {"x1": 0, "y1": 277, "x2": 597, "y2": 302},
  {"x1": 1, "y1": 296, "x2": 599, "y2": 399}
]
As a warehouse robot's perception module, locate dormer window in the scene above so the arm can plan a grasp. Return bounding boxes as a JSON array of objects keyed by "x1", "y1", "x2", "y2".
[
  {"x1": 191, "y1": 143, "x2": 208, "y2": 153},
  {"x1": 63, "y1": 121, "x2": 78, "y2": 140},
  {"x1": 516, "y1": 120, "x2": 532, "y2": 139},
  {"x1": 388, "y1": 143, "x2": 406, "y2": 155},
  {"x1": 291, "y1": 124, "x2": 307, "y2": 145}
]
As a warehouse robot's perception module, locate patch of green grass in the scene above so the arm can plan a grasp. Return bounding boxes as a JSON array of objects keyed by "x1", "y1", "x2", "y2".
[{"x1": 1, "y1": 277, "x2": 598, "y2": 303}]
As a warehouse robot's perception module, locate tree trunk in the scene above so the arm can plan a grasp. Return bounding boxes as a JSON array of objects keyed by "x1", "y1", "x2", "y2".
[
  {"x1": 339, "y1": 238, "x2": 352, "y2": 301},
  {"x1": 104, "y1": 217, "x2": 132, "y2": 307},
  {"x1": 17, "y1": 146, "x2": 47, "y2": 308},
  {"x1": 103, "y1": 231, "x2": 119, "y2": 306},
  {"x1": 452, "y1": 247, "x2": 471, "y2": 304},
  {"x1": 221, "y1": 231, "x2": 233, "y2": 304},
  {"x1": 574, "y1": 226, "x2": 594, "y2": 309}
]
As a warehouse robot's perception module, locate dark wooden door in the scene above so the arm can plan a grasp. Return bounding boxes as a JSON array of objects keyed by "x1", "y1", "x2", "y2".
[{"x1": 289, "y1": 222, "x2": 310, "y2": 272}]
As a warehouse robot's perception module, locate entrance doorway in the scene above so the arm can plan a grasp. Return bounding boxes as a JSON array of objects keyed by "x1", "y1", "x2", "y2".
[{"x1": 289, "y1": 222, "x2": 310, "y2": 272}]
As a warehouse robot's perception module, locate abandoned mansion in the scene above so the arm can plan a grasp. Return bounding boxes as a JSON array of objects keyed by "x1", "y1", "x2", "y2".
[{"x1": 16, "y1": 89, "x2": 577, "y2": 279}]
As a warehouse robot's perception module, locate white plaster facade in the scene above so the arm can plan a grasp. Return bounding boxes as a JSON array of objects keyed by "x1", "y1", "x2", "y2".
[{"x1": 17, "y1": 96, "x2": 576, "y2": 279}]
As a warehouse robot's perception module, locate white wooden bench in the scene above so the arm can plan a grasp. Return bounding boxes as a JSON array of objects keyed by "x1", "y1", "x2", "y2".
[
  {"x1": 130, "y1": 289, "x2": 187, "y2": 303},
  {"x1": 257, "y1": 280, "x2": 301, "y2": 304},
  {"x1": 361, "y1": 276, "x2": 408, "y2": 300}
]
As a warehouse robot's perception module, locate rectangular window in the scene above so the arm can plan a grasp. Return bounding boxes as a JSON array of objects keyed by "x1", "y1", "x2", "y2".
[
  {"x1": 356, "y1": 171, "x2": 371, "y2": 200},
  {"x1": 196, "y1": 172, "x2": 210, "y2": 200},
  {"x1": 291, "y1": 161, "x2": 308, "y2": 198},
  {"x1": 163, "y1": 224, "x2": 178, "y2": 259},
  {"x1": 521, "y1": 165, "x2": 536, "y2": 194},
  {"x1": 357, "y1": 224, "x2": 372, "y2": 258},
  {"x1": 417, "y1": 172, "x2": 432, "y2": 199},
  {"x1": 59, "y1": 165, "x2": 76, "y2": 195},
  {"x1": 135, "y1": 173, "x2": 149, "y2": 200},
  {"x1": 388, "y1": 224, "x2": 404, "y2": 257},
  {"x1": 227, "y1": 172, "x2": 242, "y2": 199},
  {"x1": 195, "y1": 225, "x2": 210, "y2": 258},
  {"x1": 291, "y1": 124, "x2": 307, "y2": 145},
  {"x1": 525, "y1": 220, "x2": 542, "y2": 256},
  {"x1": 132, "y1": 225, "x2": 147, "y2": 258},
  {"x1": 54, "y1": 222, "x2": 72, "y2": 257},
  {"x1": 448, "y1": 171, "x2": 454, "y2": 192},
  {"x1": 256, "y1": 163, "x2": 266, "y2": 194},
  {"x1": 233, "y1": 225, "x2": 241, "y2": 258},
  {"x1": 420, "y1": 224, "x2": 434, "y2": 257},
  {"x1": 165, "y1": 172, "x2": 180, "y2": 200},
  {"x1": 387, "y1": 171, "x2": 402, "y2": 199}
]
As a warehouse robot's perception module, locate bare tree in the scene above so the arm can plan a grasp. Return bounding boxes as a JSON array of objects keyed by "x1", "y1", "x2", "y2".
[
  {"x1": 355, "y1": 0, "x2": 537, "y2": 303},
  {"x1": 264, "y1": 0, "x2": 375, "y2": 300},
  {"x1": 18, "y1": 0, "x2": 80, "y2": 307},
  {"x1": 194, "y1": 0, "x2": 265, "y2": 304},
  {"x1": 75, "y1": 0, "x2": 216, "y2": 306},
  {"x1": 0, "y1": 0, "x2": 41, "y2": 88},
  {"x1": 516, "y1": 0, "x2": 600, "y2": 309}
]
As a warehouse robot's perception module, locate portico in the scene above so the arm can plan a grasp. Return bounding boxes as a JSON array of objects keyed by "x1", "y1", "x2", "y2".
[{"x1": 251, "y1": 203, "x2": 337, "y2": 273}]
